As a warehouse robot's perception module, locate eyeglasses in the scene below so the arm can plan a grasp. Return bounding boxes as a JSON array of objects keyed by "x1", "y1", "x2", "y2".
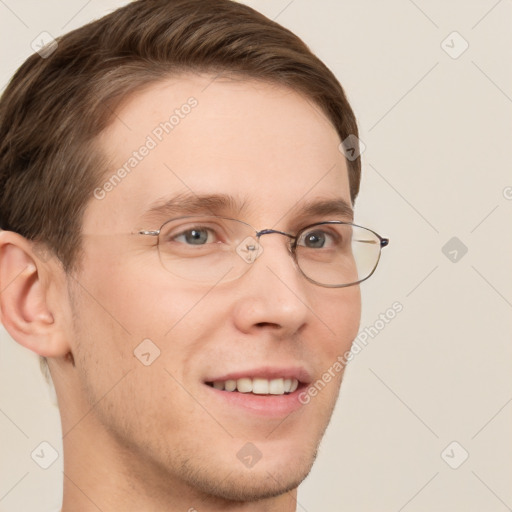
[{"x1": 138, "y1": 216, "x2": 389, "y2": 288}]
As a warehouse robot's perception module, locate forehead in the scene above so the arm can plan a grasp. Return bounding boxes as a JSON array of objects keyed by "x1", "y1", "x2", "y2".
[{"x1": 84, "y1": 73, "x2": 351, "y2": 231}]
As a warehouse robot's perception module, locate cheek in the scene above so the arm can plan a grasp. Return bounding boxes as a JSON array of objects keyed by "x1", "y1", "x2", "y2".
[
  {"x1": 67, "y1": 267, "x2": 215, "y2": 424},
  {"x1": 75, "y1": 243, "x2": 217, "y2": 340},
  {"x1": 315, "y1": 286, "x2": 361, "y2": 355},
  {"x1": 69, "y1": 254, "x2": 229, "y2": 408}
]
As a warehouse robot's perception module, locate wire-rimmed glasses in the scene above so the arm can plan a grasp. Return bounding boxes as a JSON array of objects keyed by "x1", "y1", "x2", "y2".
[{"x1": 138, "y1": 216, "x2": 389, "y2": 288}]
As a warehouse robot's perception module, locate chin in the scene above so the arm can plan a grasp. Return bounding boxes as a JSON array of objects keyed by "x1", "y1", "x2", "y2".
[{"x1": 177, "y1": 448, "x2": 318, "y2": 503}]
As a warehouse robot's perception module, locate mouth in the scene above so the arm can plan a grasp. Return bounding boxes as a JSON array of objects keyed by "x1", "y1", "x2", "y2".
[
  {"x1": 205, "y1": 377, "x2": 300, "y2": 395},
  {"x1": 203, "y1": 368, "x2": 311, "y2": 417}
]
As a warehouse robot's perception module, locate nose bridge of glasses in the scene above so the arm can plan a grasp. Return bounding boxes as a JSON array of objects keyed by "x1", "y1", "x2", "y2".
[
  {"x1": 255, "y1": 228, "x2": 295, "y2": 241},
  {"x1": 234, "y1": 228, "x2": 294, "y2": 266},
  {"x1": 255, "y1": 229, "x2": 296, "y2": 255}
]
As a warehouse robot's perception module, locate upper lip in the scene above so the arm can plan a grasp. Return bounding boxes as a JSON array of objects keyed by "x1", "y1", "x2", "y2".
[{"x1": 204, "y1": 366, "x2": 312, "y2": 385}]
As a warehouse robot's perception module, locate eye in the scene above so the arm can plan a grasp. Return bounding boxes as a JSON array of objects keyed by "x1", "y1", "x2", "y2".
[
  {"x1": 298, "y1": 228, "x2": 336, "y2": 249},
  {"x1": 174, "y1": 227, "x2": 216, "y2": 245}
]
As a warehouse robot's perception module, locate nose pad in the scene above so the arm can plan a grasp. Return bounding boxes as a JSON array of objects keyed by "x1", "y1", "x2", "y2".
[
  {"x1": 235, "y1": 236, "x2": 264, "y2": 264},
  {"x1": 235, "y1": 229, "x2": 295, "y2": 266}
]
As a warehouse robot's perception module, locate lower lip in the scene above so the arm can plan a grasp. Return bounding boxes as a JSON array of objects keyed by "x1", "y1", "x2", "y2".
[{"x1": 205, "y1": 385, "x2": 306, "y2": 417}]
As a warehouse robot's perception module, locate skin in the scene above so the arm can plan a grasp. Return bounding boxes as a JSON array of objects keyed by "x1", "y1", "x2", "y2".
[{"x1": 0, "y1": 73, "x2": 361, "y2": 511}]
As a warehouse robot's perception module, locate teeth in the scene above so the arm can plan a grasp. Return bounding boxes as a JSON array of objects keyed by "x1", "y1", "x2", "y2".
[
  {"x1": 225, "y1": 379, "x2": 237, "y2": 392},
  {"x1": 269, "y1": 378, "x2": 284, "y2": 395},
  {"x1": 209, "y1": 377, "x2": 299, "y2": 395},
  {"x1": 252, "y1": 378, "x2": 269, "y2": 394},
  {"x1": 237, "y1": 378, "x2": 253, "y2": 393}
]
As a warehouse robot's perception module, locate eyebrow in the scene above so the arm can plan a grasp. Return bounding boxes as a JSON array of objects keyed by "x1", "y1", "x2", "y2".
[
  {"x1": 141, "y1": 193, "x2": 353, "y2": 224},
  {"x1": 141, "y1": 193, "x2": 248, "y2": 222},
  {"x1": 295, "y1": 198, "x2": 354, "y2": 222}
]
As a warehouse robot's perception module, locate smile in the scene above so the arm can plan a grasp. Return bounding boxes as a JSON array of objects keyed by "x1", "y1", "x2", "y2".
[{"x1": 206, "y1": 377, "x2": 299, "y2": 395}]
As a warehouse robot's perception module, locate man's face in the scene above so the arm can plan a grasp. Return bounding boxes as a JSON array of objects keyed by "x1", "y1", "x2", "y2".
[{"x1": 63, "y1": 74, "x2": 361, "y2": 501}]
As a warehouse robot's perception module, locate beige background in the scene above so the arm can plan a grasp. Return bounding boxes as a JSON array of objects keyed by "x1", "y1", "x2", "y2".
[{"x1": 1, "y1": 1, "x2": 511, "y2": 511}]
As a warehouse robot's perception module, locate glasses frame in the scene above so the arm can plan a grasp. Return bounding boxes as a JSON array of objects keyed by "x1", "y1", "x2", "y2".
[{"x1": 138, "y1": 217, "x2": 389, "y2": 288}]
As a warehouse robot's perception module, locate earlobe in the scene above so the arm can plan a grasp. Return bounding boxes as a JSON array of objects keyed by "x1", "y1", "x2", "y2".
[{"x1": 0, "y1": 231, "x2": 70, "y2": 358}]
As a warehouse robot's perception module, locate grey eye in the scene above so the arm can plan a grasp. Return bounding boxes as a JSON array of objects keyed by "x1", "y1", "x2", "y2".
[
  {"x1": 299, "y1": 229, "x2": 336, "y2": 249},
  {"x1": 303, "y1": 231, "x2": 326, "y2": 248},
  {"x1": 176, "y1": 228, "x2": 211, "y2": 245}
]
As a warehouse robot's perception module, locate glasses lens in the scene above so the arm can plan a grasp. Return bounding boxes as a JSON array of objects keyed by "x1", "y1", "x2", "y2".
[
  {"x1": 295, "y1": 223, "x2": 382, "y2": 287},
  {"x1": 156, "y1": 216, "x2": 253, "y2": 282}
]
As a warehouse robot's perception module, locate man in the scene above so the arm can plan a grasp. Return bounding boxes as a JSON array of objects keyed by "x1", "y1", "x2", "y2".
[{"x1": 0, "y1": 1, "x2": 387, "y2": 510}]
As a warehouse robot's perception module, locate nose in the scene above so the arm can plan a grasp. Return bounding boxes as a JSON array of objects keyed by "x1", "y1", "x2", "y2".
[{"x1": 231, "y1": 233, "x2": 310, "y2": 337}]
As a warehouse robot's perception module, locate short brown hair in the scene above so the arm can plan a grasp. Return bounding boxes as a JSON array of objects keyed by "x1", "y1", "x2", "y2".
[{"x1": 0, "y1": 0, "x2": 361, "y2": 270}]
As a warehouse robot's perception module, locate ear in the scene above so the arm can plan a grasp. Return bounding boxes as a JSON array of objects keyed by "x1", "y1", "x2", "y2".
[{"x1": 0, "y1": 230, "x2": 71, "y2": 358}]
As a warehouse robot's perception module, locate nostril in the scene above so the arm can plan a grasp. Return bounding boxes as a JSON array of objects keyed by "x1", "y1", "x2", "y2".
[{"x1": 255, "y1": 322, "x2": 280, "y2": 329}]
